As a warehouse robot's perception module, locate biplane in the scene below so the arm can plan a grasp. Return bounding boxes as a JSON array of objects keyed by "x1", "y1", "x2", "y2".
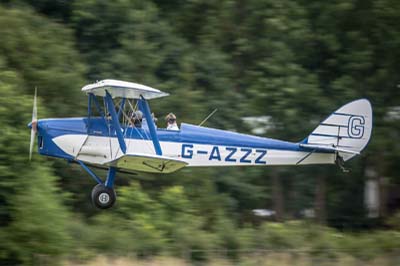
[{"x1": 28, "y1": 79, "x2": 373, "y2": 209}]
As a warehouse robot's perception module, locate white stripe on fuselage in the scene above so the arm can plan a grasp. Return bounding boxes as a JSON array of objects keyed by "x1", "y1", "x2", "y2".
[{"x1": 52, "y1": 134, "x2": 335, "y2": 167}]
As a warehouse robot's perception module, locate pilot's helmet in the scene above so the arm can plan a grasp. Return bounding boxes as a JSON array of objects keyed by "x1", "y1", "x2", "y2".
[
  {"x1": 135, "y1": 110, "x2": 143, "y2": 120},
  {"x1": 165, "y1": 112, "x2": 176, "y2": 123}
]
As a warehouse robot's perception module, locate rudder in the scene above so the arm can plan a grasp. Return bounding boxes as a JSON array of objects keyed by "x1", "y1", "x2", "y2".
[{"x1": 304, "y1": 99, "x2": 373, "y2": 161}]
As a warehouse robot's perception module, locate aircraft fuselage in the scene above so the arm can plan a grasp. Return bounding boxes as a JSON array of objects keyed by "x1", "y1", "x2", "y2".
[{"x1": 35, "y1": 117, "x2": 334, "y2": 170}]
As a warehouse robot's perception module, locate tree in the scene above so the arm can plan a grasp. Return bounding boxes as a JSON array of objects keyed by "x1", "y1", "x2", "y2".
[
  {"x1": 0, "y1": 5, "x2": 86, "y2": 117},
  {"x1": 0, "y1": 71, "x2": 72, "y2": 265}
]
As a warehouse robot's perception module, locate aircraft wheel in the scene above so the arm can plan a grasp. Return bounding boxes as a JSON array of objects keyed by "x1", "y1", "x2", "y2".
[{"x1": 91, "y1": 184, "x2": 116, "y2": 209}]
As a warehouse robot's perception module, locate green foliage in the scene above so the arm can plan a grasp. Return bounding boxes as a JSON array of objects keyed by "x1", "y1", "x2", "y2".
[
  {"x1": 0, "y1": 74, "x2": 72, "y2": 265},
  {"x1": 0, "y1": 5, "x2": 86, "y2": 116},
  {"x1": 0, "y1": 0, "x2": 400, "y2": 264},
  {"x1": 387, "y1": 211, "x2": 400, "y2": 230}
]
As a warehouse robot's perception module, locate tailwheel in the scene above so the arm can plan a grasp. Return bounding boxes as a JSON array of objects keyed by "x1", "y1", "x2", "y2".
[
  {"x1": 335, "y1": 154, "x2": 350, "y2": 173},
  {"x1": 91, "y1": 184, "x2": 116, "y2": 209}
]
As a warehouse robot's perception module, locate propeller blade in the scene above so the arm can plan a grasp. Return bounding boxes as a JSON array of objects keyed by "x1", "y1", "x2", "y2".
[
  {"x1": 29, "y1": 128, "x2": 35, "y2": 161},
  {"x1": 32, "y1": 87, "x2": 37, "y2": 125},
  {"x1": 29, "y1": 87, "x2": 37, "y2": 161}
]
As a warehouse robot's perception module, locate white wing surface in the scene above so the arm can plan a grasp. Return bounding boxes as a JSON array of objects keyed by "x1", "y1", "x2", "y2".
[{"x1": 82, "y1": 79, "x2": 169, "y2": 99}]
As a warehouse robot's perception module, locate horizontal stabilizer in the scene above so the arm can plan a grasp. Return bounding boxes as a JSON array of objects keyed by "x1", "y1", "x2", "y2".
[
  {"x1": 299, "y1": 143, "x2": 360, "y2": 155},
  {"x1": 105, "y1": 153, "x2": 188, "y2": 173}
]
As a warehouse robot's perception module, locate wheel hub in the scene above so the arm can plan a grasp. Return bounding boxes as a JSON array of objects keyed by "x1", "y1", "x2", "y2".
[{"x1": 98, "y1": 192, "x2": 110, "y2": 204}]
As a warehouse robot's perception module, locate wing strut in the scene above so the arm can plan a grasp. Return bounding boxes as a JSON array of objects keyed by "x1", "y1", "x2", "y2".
[
  {"x1": 105, "y1": 90, "x2": 127, "y2": 153},
  {"x1": 138, "y1": 96, "x2": 162, "y2": 156}
]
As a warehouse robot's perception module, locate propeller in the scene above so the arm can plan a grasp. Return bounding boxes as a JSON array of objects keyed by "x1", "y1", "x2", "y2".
[{"x1": 29, "y1": 87, "x2": 37, "y2": 161}]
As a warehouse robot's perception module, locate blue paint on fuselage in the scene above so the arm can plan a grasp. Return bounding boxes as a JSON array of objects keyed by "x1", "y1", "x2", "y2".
[
  {"x1": 32, "y1": 117, "x2": 302, "y2": 160},
  {"x1": 177, "y1": 123, "x2": 300, "y2": 151}
]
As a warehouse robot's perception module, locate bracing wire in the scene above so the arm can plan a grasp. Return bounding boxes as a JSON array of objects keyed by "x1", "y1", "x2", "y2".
[{"x1": 125, "y1": 99, "x2": 154, "y2": 153}]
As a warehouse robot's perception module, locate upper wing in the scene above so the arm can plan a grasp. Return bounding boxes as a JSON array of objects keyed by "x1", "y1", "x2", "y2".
[{"x1": 82, "y1": 79, "x2": 169, "y2": 99}]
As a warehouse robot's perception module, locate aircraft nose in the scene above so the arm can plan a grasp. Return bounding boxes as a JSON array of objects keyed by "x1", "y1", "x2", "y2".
[{"x1": 27, "y1": 119, "x2": 42, "y2": 131}]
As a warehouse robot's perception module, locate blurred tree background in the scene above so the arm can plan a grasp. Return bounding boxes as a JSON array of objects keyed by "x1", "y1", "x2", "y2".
[{"x1": 0, "y1": 0, "x2": 399, "y2": 265}]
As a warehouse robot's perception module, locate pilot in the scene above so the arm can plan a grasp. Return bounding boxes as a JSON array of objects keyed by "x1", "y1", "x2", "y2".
[
  {"x1": 131, "y1": 110, "x2": 143, "y2": 127},
  {"x1": 141, "y1": 113, "x2": 158, "y2": 129},
  {"x1": 165, "y1": 112, "x2": 179, "y2": 130}
]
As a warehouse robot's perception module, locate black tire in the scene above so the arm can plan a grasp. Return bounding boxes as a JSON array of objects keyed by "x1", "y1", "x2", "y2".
[{"x1": 91, "y1": 184, "x2": 116, "y2": 209}]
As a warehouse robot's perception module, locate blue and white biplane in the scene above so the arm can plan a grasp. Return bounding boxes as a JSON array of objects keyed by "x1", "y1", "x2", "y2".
[{"x1": 28, "y1": 79, "x2": 372, "y2": 208}]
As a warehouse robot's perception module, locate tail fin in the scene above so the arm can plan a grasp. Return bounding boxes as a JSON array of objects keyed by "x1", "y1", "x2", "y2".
[{"x1": 303, "y1": 99, "x2": 373, "y2": 161}]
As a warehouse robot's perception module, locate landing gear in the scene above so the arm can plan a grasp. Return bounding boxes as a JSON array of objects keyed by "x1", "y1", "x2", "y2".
[
  {"x1": 91, "y1": 184, "x2": 116, "y2": 209},
  {"x1": 77, "y1": 161, "x2": 118, "y2": 209},
  {"x1": 335, "y1": 154, "x2": 350, "y2": 173}
]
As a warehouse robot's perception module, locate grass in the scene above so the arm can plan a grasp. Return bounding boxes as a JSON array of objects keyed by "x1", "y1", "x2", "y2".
[{"x1": 64, "y1": 253, "x2": 400, "y2": 266}]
